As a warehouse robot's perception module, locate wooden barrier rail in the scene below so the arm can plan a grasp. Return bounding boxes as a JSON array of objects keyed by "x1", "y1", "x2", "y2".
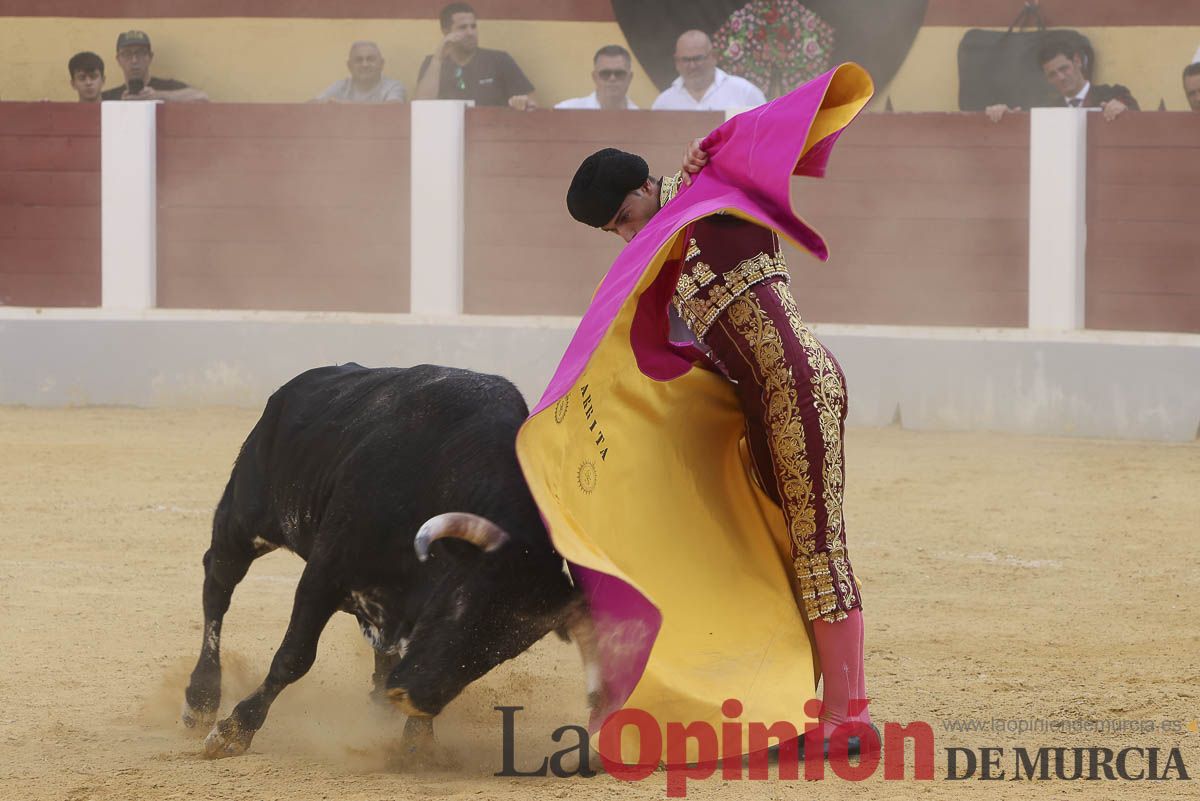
[
  {"x1": 786, "y1": 113, "x2": 1029, "y2": 327},
  {"x1": 0, "y1": 102, "x2": 1196, "y2": 334},
  {"x1": 157, "y1": 103, "x2": 412, "y2": 312},
  {"x1": 1085, "y1": 112, "x2": 1200, "y2": 333},
  {"x1": 0, "y1": 102, "x2": 100, "y2": 307},
  {"x1": 463, "y1": 107, "x2": 720, "y2": 315},
  {"x1": 461, "y1": 110, "x2": 1030, "y2": 325}
]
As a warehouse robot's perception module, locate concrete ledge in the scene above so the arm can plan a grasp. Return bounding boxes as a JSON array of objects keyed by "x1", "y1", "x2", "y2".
[
  {"x1": 1, "y1": 309, "x2": 1197, "y2": 442},
  {"x1": 828, "y1": 331, "x2": 1200, "y2": 442}
]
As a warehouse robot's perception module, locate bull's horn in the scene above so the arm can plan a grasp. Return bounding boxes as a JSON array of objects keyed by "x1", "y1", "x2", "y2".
[{"x1": 414, "y1": 512, "x2": 511, "y2": 561}]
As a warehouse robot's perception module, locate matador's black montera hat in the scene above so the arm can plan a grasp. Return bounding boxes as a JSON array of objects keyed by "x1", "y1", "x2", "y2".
[{"x1": 566, "y1": 148, "x2": 650, "y2": 228}]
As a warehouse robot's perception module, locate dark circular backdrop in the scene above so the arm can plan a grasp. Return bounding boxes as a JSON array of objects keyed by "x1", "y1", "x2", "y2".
[{"x1": 612, "y1": 0, "x2": 929, "y2": 93}]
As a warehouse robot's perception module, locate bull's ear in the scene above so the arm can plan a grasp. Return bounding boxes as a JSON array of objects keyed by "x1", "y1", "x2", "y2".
[{"x1": 414, "y1": 512, "x2": 511, "y2": 562}]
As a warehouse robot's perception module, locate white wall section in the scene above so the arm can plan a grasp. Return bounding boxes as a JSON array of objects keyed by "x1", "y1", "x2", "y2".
[{"x1": 100, "y1": 100, "x2": 158, "y2": 310}]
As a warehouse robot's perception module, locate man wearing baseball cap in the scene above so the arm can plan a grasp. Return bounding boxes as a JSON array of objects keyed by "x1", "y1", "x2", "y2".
[{"x1": 101, "y1": 30, "x2": 209, "y2": 102}]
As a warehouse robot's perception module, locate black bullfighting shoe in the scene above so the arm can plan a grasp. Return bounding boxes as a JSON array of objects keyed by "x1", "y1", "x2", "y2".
[
  {"x1": 762, "y1": 724, "x2": 882, "y2": 763},
  {"x1": 796, "y1": 723, "x2": 882, "y2": 761}
]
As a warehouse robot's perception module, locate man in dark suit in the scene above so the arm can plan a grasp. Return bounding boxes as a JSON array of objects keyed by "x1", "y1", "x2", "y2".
[{"x1": 986, "y1": 37, "x2": 1137, "y2": 122}]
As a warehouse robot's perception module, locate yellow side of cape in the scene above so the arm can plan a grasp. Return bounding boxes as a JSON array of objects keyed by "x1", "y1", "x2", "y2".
[{"x1": 518, "y1": 235, "x2": 814, "y2": 763}]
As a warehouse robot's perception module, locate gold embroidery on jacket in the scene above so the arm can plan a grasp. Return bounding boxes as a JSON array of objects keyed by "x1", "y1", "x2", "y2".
[
  {"x1": 726, "y1": 290, "x2": 849, "y2": 622},
  {"x1": 686, "y1": 238, "x2": 701, "y2": 262},
  {"x1": 771, "y1": 282, "x2": 856, "y2": 616},
  {"x1": 660, "y1": 172, "x2": 683, "y2": 207},
  {"x1": 672, "y1": 251, "x2": 789, "y2": 339},
  {"x1": 675, "y1": 272, "x2": 699, "y2": 301}
]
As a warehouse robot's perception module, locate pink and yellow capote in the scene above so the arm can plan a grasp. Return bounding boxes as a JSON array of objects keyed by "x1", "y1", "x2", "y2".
[{"x1": 515, "y1": 64, "x2": 874, "y2": 764}]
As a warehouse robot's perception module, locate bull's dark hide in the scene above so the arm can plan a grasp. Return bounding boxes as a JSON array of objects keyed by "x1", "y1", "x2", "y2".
[{"x1": 612, "y1": 0, "x2": 928, "y2": 94}]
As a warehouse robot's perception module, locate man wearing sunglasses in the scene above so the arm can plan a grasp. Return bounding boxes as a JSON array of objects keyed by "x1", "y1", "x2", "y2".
[
  {"x1": 100, "y1": 30, "x2": 207, "y2": 102},
  {"x1": 415, "y1": 2, "x2": 536, "y2": 110},
  {"x1": 555, "y1": 45, "x2": 640, "y2": 110},
  {"x1": 652, "y1": 29, "x2": 765, "y2": 112}
]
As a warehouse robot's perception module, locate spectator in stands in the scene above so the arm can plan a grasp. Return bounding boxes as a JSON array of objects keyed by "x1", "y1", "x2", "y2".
[
  {"x1": 68, "y1": 51, "x2": 105, "y2": 102},
  {"x1": 1183, "y1": 62, "x2": 1200, "y2": 112},
  {"x1": 313, "y1": 41, "x2": 407, "y2": 103},
  {"x1": 415, "y1": 2, "x2": 536, "y2": 110},
  {"x1": 651, "y1": 30, "x2": 765, "y2": 111},
  {"x1": 100, "y1": 30, "x2": 208, "y2": 102},
  {"x1": 555, "y1": 45, "x2": 639, "y2": 110},
  {"x1": 987, "y1": 37, "x2": 1137, "y2": 122}
]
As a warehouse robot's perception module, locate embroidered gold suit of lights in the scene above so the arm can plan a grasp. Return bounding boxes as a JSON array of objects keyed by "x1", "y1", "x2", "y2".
[
  {"x1": 726, "y1": 290, "x2": 847, "y2": 623},
  {"x1": 691, "y1": 262, "x2": 716, "y2": 286},
  {"x1": 673, "y1": 251, "x2": 789, "y2": 339},
  {"x1": 684, "y1": 238, "x2": 717, "y2": 285},
  {"x1": 659, "y1": 171, "x2": 683, "y2": 207},
  {"x1": 771, "y1": 282, "x2": 857, "y2": 616}
]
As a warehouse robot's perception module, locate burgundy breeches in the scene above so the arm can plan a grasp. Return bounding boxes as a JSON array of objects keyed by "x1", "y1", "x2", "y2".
[{"x1": 701, "y1": 276, "x2": 860, "y2": 623}]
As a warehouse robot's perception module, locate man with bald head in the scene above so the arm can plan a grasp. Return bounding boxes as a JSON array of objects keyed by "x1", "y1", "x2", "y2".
[
  {"x1": 314, "y1": 41, "x2": 407, "y2": 103},
  {"x1": 652, "y1": 30, "x2": 765, "y2": 111}
]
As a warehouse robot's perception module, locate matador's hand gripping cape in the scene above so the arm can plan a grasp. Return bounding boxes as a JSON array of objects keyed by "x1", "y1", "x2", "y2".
[{"x1": 515, "y1": 64, "x2": 874, "y2": 763}]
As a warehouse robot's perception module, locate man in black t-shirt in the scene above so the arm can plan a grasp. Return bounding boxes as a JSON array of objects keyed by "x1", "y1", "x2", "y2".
[
  {"x1": 100, "y1": 30, "x2": 209, "y2": 102},
  {"x1": 414, "y1": 3, "x2": 535, "y2": 109}
]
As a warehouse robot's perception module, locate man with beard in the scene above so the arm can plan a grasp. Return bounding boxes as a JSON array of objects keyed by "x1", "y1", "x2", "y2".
[
  {"x1": 414, "y1": 2, "x2": 536, "y2": 110},
  {"x1": 100, "y1": 30, "x2": 208, "y2": 102},
  {"x1": 651, "y1": 30, "x2": 764, "y2": 111},
  {"x1": 1182, "y1": 62, "x2": 1200, "y2": 112}
]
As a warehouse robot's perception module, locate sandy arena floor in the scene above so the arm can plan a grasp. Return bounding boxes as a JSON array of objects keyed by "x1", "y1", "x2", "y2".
[{"x1": 0, "y1": 406, "x2": 1197, "y2": 800}]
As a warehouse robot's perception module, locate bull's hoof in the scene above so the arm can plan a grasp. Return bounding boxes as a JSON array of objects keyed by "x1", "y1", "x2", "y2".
[
  {"x1": 203, "y1": 717, "x2": 252, "y2": 759},
  {"x1": 389, "y1": 742, "x2": 458, "y2": 772},
  {"x1": 388, "y1": 715, "x2": 457, "y2": 772},
  {"x1": 181, "y1": 698, "x2": 217, "y2": 730},
  {"x1": 389, "y1": 736, "x2": 458, "y2": 772}
]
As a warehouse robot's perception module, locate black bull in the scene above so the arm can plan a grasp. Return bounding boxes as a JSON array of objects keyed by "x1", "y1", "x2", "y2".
[{"x1": 181, "y1": 363, "x2": 601, "y2": 759}]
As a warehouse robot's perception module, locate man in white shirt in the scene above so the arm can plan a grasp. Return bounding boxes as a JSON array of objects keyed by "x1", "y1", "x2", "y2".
[
  {"x1": 555, "y1": 45, "x2": 639, "y2": 110},
  {"x1": 651, "y1": 30, "x2": 765, "y2": 112},
  {"x1": 314, "y1": 41, "x2": 407, "y2": 103}
]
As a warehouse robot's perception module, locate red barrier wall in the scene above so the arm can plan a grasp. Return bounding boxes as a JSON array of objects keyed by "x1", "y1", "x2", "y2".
[
  {"x1": 156, "y1": 103, "x2": 411, "y2": 312},
  {"x1": 5, "y1": 102, "x2": 1196, "y2": 333},
  {"x1": 464, "y1": 110, "x2": 1031, "y2": 326},
  {"x1": 1086, "y1": 112, "x2": 1200, "y2": 334},
  {"x1": 0, "y1": 102, "x2": 100, "y2": 307},
  {"x1": 463, "y1": 107, "x2": 721, "y2": 315},
  {"x1": 786, "y1": 113, "x2": 1030, "y2": 327}
]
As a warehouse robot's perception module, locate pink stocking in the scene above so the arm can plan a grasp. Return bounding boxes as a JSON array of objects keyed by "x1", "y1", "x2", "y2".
[{"x1": 811, "y1": 609, "x2": 871, "y2": 737}]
